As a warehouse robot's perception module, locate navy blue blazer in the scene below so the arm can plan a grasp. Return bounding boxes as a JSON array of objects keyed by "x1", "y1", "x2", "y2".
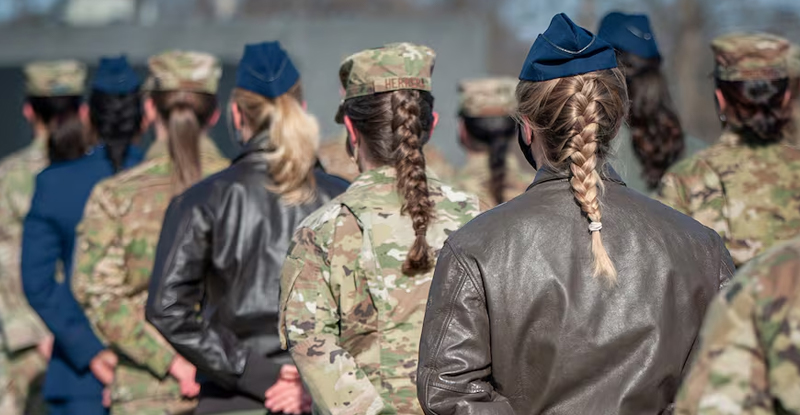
[{"x1": 21, "y1": 144, "x2": 144, "y2": 400}]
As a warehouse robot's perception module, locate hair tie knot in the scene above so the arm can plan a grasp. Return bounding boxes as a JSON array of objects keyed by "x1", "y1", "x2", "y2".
[{"x1": 588, "y1": 221, "x2": 603, "y2": 232}]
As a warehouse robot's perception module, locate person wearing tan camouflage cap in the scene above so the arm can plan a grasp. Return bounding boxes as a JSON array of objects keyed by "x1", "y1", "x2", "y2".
[
  {"x1": 279, "y1": 42, "x2": 481, "y2": 415},
  {"x1": 452, "y1": 77, "x2": 533, "y2": 207},
  {"x1": 0, "y1": 59, "x2": 89, "y2": 415},
  {"x1": 71, "y1": 50, "x2": 229, "y2": 415},
  {"x1": 657, "y1": 32, "x2": 800, "y2": 267}
]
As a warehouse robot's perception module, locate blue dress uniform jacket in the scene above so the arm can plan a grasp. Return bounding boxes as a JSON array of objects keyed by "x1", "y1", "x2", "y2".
[{"x1": 21, "y1": 145, "x2": 143, "y2": 404}]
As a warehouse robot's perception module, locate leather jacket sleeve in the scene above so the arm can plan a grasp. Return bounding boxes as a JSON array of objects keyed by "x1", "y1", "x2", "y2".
[
  {"x1": 719, "y1": 240, "x2": 735, "y2": 289},
  {"x1": 146, "y1": 190, "x2": 278, "y2": 401},
  {"x1": 417, "y1": 243, "x2": 515, "y2": 415}
]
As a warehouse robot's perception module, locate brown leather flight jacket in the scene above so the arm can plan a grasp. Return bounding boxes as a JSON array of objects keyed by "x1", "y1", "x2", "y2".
[{"x1": 417, "y1": 166, "x2": 733, "y2": 415}]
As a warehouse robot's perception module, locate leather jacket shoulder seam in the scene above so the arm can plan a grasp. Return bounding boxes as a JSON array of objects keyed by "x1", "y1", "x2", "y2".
[
  {"x1": 428, "y1": 243, "x2": 472, "y2": 370},
  {"x1": 445, "y1": 242, "x2": 486, "y2": 304}
]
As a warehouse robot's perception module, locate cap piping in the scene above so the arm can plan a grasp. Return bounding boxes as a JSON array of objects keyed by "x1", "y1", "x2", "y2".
[{"x1": 541, "y1": 34, "x2": 597, "y2": 55}]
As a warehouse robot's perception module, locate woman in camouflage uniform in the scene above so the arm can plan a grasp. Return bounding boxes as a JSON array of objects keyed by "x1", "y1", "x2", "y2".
[
  {"x1": 0, "y1": 59, "x2": 86, "y2": 415},
  {"x1": 72, "y1": 51, "x2": 229, "y2": 415},
  {"x1": 279, "y1": 43, "x2": 481, "y2": 414},
  {"x1": 658, "y1": 33, "x2": 800, "y2": 266},
  {"x1": 453, "y1": 77, "x2": 534, "y2": 207}
]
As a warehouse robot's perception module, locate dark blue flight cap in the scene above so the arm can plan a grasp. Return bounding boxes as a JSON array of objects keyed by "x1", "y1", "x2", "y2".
[
  {"x1": 236, "y1": 41, "x2": 300, "y2": 98},
  {"x1": 598, "y1": 12, "x2": 661, "y2": 59},
  {"x1": 91, "y1": 55, "x2": 141, "y2": 94},
  {"x1": 519, "y1": 13, "x2": 618, "y2": 82}
]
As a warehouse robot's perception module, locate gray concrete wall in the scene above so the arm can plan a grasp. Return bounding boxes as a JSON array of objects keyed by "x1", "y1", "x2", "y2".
[{"x1": 0, "y1": 17, "x2": 489, "y2": 165}]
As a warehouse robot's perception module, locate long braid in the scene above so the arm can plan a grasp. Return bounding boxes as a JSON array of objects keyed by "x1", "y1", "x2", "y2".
[
  {"x1": 561, "y1": 75, "x2": 617, "y2": 282},
  {"x1": 393, "y1": 90, "x2": 435, "y2": 274}
]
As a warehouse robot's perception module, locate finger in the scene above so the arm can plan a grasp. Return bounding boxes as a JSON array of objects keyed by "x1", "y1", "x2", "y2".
[
  {"x1": 271, "y1": 394, "x2": 302, "y2": 414},
  {"x1": 280, "y1": 365, "x2": 300, "y2": 380},
  {"x1": 267, "y1": 388, "x2": 303, "y2": 412},
  {"x1": 265, "y1": 380, "x2": 291, "y2": 399},
  {"x1": 102, "y1": 389, "x2": 112, "y2": 408},
  {"x1": 95, "y1": 366, "x2": 115, "y2": 385},
  {"x1": 267, "y1": 382, "x2": 299, "y2": 400},
  {"x1": 103, "y1": 352, "x2": 118, "y2": 366}
]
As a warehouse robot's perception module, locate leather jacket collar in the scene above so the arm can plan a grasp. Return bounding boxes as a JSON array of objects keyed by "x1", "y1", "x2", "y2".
[
  {"x1": 233, "y1": 131, "x2": 271, "y2": 163},
  {"x1": 528, "y1": 163, "x2": 626, "y2": 190}
]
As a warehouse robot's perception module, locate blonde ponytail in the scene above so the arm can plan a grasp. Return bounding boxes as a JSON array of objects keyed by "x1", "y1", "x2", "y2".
[
  {"x1": 517, "y1": 69, "x2": 628, "y2": 283},
  {"x1": 231, "y1": 83, "x2": 319, "y2": 205}
]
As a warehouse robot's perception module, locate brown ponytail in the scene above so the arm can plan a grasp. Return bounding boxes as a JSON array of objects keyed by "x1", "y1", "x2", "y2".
[
  {"x1": 231, "y1": 82, "x2": 319, "y2": 205},
  {"x1": 28, "y1": 95, "x2": 90, "y2": 163},
  {"x1": 461, "y1": 116, "x2": 517, "y2": 205},
  {"x1": 151, "y1": 91, "x2": 217, "y2": 194},
  {"x1": 716, "y1": 78, "x2": 791, "y2": 143},
  {"x1": 516, "y1": 69, "x2": 628, "y2": 283},
  {"x1": 341, "y1": 89, "x2": 436, "y2": 275}
]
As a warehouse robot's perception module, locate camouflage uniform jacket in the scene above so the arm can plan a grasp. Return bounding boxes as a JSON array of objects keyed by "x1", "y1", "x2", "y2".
[
  {"x1": 280, "y1": 166, "x2": 481, "y2": 414},
  {"x1": 0, "y1": 136, "x2": 50, "y2": 353},
  {"x1": 675, "y1": 236, "x2": 800, "y2": 414},
  {"x1": 657, "y1": 130, "x2": 800, "y2": 266},
  {"x1": 72, "y1": 137, "x2": 228, "y2": 408},
  {"x1": 452, "y1": 152, "x2": 534, "y2": 207},
  {"x1": 317, "y1": 131, "x2": 456, "y2": 182}
]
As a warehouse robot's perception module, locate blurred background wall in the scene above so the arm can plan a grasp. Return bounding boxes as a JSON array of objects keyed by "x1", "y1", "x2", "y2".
[{"x1": 1, "y1": 0, "x2": 799, "y2": 165}]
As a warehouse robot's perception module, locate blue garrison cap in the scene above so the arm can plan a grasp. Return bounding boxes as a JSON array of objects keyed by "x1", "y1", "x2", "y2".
[
  {"x1": 520, "y1": 13, "x2": 618, "y2": 82},
  {"x1": 91, "y1": 55, "x2": 141, "y2": 94},
  {"x1": 236, "y1": 41, "x2": 300, "y2": 98},
  {"x1": 598, "y1": 12, "x2": 661, "y2": 59}
]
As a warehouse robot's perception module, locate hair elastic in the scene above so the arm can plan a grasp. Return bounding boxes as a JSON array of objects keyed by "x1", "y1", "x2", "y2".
[{"x1": 589, "y1": 221, "x2": 603, "y2": 232}]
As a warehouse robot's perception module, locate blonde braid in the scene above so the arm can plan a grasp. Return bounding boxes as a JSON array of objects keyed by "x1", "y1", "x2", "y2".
[{"x1": 562, "y1": 75, "x2": 617, "y2": 282}]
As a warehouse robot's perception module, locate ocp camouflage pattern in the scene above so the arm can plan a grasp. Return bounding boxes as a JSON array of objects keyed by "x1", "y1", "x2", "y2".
[
  {"x1": 675, "y1": 235, "x2": 800, "y2": 414},
  {"x1": 458, "y1": 77, "x2": 518, "y2": 118},
  {"x1": 452, "y1": 152, "x2": 533, "y2": 207},
  {"x1": 657, "y1": 130, "x2": 800, "y2": 266},
  {"x1": 143, "y1": 50, "x2": 222, "y2": 94},
  {"x1": 24, "y1": 60, "x2": 86, "y2": 97},
  {"x1": 72, "y1": 138, "x2": 227, "y2": 413},
  {"x1": 338, "y1": 42, "x2": 436, "y2": 101},
  {"x1": 711, "y1": 32, "x2": 790, "y2": 81},
  {"x1": 280, "y1": 166, "x2": 481, "y2": 414},
  {"x1": 0, "y1": 137, "x2": 50, "y2": 415}
]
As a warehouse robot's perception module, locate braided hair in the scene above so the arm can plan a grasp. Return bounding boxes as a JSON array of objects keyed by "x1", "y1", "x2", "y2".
[
  {"x1": 516, "y1": 69, "x2": 629, "y2": 282},
  {"x1": 461, "y1": 116, "x2": 517, "y2": 205},
  {"x1": 617, "y1": 51, "x2": 685, "y2": 190},
  {"x1": 89, "y1": 91, "x2": 142, "y2": 172},
  {"x1": 342, "y1": 90, "x2": 436, "y2": 275},
  {"x1": 716, "y1": 77, "x2": 792, "y2": 143}
]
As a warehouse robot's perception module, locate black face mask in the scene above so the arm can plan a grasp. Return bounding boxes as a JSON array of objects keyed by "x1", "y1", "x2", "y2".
[
  {"x1": 226, "y1": 105, "x2": 247, "y2": 149},
  {"x1": 518, "y1": 127, "x2": 537, "y2": 170}
]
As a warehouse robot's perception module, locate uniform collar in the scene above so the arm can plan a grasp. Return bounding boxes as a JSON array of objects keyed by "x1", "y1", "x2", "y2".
[
  {"x1": 464, "y1": 151, "x2": 524, "y2": 171},
  {"x1": 528, "y1": 163, "x2": 626, "y2": 190},
  {"x1": 464, "y1": 152, "x2": 490, "y2": 171},
  {"x1": 145, "y1": 135, "x2": 222, "y2": 162},
  {"x1": 232, "y1": 130, "x2": 271, "y2": 164},
  {"x1": 349, "y1": 165, "x2": 440, "y2": 191}
]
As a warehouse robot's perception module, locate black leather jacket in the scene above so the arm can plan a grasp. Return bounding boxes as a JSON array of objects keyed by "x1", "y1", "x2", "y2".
[
  {"x1": 417, "y1": 166, "x2": 734, "y2": 415},
  {"x1": 146, "y1": 132, "x2": 348, "y2": 413}
]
